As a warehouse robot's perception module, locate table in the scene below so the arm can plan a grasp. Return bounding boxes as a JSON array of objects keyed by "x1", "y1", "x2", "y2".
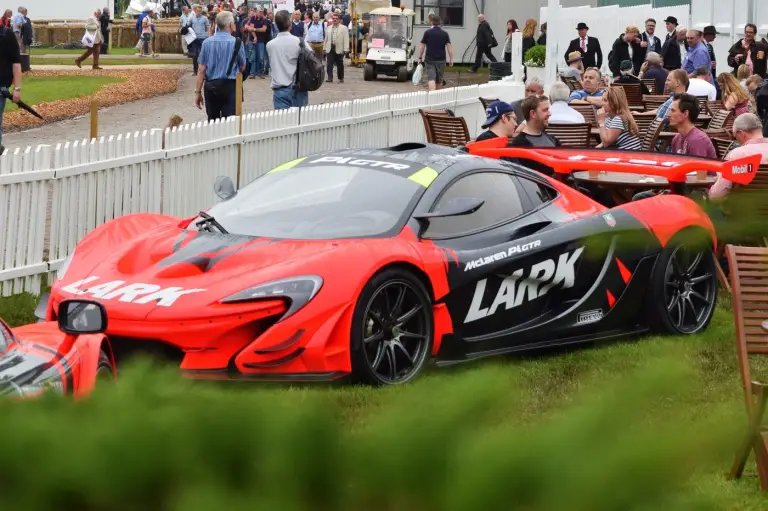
[{"x1": 572, "y1": 171, "x2": 717, "y2": 204}]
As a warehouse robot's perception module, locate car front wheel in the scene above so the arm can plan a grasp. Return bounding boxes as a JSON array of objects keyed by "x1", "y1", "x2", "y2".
[{"x1": 350, "y1": 268, "x2": 433, "y2": 385}]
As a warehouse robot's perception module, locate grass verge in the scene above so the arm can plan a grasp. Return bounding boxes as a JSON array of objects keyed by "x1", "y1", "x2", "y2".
[
  {"x1": 29, "y1": 46, "x2": 143, "y2": 56},
  {"x1": 2, "y1": 68, "x2": 184, "y2": 132},
  {"x1": 8, "y1": 75, "x2": 125, "y2": 109},
  {"x1": 1, "y1": 292, "x2": 765, "y2": 509},
  {"x1": 30, "y1": 57, "x2": 189, "y2": 67}
]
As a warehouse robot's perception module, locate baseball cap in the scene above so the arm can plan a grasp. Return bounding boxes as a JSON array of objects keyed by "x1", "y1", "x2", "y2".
[{"x1": 482, "y1": 101, "x2": 515, "y2": 129}]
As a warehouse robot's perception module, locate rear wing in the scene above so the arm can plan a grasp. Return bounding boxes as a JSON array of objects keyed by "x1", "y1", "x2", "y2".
[{"x1": 465, "y1": 137, "x2": 761, "y2": 187}]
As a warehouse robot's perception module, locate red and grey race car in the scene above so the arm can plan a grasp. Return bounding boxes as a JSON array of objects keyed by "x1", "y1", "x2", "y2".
[{"x1": 30, "y1": 142, "x2": 759, "y2": 388}]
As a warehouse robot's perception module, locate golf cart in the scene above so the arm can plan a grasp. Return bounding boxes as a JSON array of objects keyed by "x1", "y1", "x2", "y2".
[{"x1": 363, "y1": 6, "x2": 416, "y2": 82}]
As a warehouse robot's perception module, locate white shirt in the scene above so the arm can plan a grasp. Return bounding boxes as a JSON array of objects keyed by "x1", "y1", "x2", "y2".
[
  {"x1": 686, "y1": 78, "x2": 717, "y2": 100},
  {"x1": 644, "y1": 32, "x2": 656, "y2": 52},
  {"x1": 549, "y1": 101, "x2": 586, "y2": 124}
]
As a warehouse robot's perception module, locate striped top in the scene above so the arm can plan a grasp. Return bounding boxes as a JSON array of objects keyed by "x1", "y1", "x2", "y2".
[{"x1": 604, "y1": 116, "x2": 642, "y2": 150}]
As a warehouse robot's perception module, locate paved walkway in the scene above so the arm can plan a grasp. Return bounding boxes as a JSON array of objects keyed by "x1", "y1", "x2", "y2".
[{"x1": 5, "y1": 65, "x2": 423, "y2": 149}]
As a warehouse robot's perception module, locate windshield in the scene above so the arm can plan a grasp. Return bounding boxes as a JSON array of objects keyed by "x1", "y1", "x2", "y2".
[
  {"x1": 369, "y1": 15, "x2": 408, "y2": 49},
  {"x1": 199, "y1": 165, "x2": 425, "y2": 239}
]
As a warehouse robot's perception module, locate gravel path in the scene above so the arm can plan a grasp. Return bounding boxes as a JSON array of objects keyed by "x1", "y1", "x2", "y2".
[{"x1": 4, "y1": 65, "x2": 429, "y2": 150}]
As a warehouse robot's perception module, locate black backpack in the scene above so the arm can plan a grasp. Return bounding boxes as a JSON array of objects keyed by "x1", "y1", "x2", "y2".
[{"x1": 294, "y1": 38, "x2": 324, "y2": 92}]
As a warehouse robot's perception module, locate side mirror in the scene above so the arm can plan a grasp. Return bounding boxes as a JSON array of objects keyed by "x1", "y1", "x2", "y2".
[
  {"x1": 214, "y1": 175, "x2": 237, "y2": 201},
  {"x1": 414, "y1": 197, "x2": 485, "y2": 220},
  {"x1": 57, "y1": 299, "x2": 108, "y2": 335}
]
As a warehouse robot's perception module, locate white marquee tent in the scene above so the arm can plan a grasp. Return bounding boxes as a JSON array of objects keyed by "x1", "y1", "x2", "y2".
[{"x1": 25, "y1": 0, "x2": 106, "y2": 20}]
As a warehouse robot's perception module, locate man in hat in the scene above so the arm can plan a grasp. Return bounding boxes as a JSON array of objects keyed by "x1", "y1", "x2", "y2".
[
  {"x1": 564, "y1": 22, "x2": 602, "y2": 70},
  {"x1": 702, "y1": 25, "x2": 718, "y2": 80},
  {"x1": 660, "y1": 15, "x2": 682, "y2": 70},
  {"x1": 476, "y1": 101, "x2": 518, "y2": 142},
  {"x1": 561, "y1": 51, "x2": 583, "y2": 79}
]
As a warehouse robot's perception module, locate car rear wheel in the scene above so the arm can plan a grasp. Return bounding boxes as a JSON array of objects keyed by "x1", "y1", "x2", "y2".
[
  {"x1": 648, "y1": 232, "x2": 717, "y2": 335},
  {"x1": 350, "y1": 269, "x2": 433, "y2": 385}
]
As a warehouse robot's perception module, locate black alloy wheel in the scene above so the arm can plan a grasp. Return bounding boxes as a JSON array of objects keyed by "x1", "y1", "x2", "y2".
[
  {"x1": 351, "y1": 270, "x2": 433, "y2": 385},
  {"x1": 656, "y1": 241, "x2": 717, "y2": 334}
]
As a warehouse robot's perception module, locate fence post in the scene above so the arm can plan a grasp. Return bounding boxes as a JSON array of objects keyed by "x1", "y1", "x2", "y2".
[
  {"x1": 235, "y1": 72, "x2": 243, "y2": 188},
  {"x1": 90, "y1": 101, "x2": 98, "y2": 140}
]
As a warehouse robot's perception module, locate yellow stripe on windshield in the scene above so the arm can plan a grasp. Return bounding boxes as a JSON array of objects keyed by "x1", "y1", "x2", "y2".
[
  {"x1": 408, "y1": 167, "x2": 438, "y2": 187},
  {"x1": 268, "y1": 157, "x2": 307, "y2": 173}
]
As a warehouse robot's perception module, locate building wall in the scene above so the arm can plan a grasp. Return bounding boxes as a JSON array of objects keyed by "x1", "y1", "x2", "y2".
[{"x1": 403, "y1": 0, "x2": 594, "y2": 65}]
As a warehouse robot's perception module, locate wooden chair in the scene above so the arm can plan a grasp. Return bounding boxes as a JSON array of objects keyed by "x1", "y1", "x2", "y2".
[
  {"x1": 561, "y1": 75, "x2": 582, "y2": 91},
  {"x1": 694, "y1": 95, "x2": 709, "y2": 113},
  {"x1": 611, "y1": 82, "x2": 644, "y2": 110},
  {"x1": 707, "y1": 100, "x2": 725, "y2": 116},
  {"x1": 639, "y1": 116, "x2": 665, "y2": 151},
  {"x1": 419, "y1": 109, "x2": 470, "y2": 147},
  {"x1": 643, "y1": 94, "x2": 669, "y2": 111},
  {"x1": 713, "y1": 138, "x2": 736, "y2": 160},
  {"x1": 545, "y1": 123, "x2": 592, "y2": 147},
  {"x1": 707, "y1": 109, "x2": 734, "y2": 132},
  {"x1": 641, "y1": 78, "x2": 657, "y2": 94},
  {"x1": 633, "y1": 112, "x2": 658, "y2": 136},
  {"x1": 726, "y1": 245, "x2": 768, "y2": 490},
  {"x1": 571, "y1": 103, "x2": 597, "y2": 127},
  {"x1": 480, "y1": 97, "x2": 498, "y2": 110}
]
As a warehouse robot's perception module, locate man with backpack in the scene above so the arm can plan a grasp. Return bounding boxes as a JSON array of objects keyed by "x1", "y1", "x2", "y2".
[
  {"x1": 267, "y1": 10, "x2": 322, "y2": 109},
  {"x1": 194, "y1": 11, "x2": 246, "y2": 120}
]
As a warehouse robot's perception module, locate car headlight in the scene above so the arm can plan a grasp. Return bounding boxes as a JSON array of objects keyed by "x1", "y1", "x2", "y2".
[
  {"x1": 56, "y1": 251, "x2": 74, "y2": 281},
  {"x1": 220, "y1": 276, "x2": 323, "y2": 321}
]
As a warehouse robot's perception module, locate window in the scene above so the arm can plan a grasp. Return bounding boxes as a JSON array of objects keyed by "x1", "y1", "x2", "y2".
[
  {"x1": 424, "y1": 172, "x2": 525, "y2": 238},
  {"x1": 201, "y1": 165, "x2": 424, "y2": 240},
  {"x1": 414, "y1": 0, "x2": 464, "y2": 26},
  {"x1": 516, "y1": 177, "x2": 557, "y2": 207}
]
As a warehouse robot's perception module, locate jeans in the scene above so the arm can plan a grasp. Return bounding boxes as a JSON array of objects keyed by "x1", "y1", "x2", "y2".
[
  {"x1": 273, "y1": 87, "x2": 308, "y2": 110},
  {"x1": 0, "y1": 95, "x2": 6, "y2": 147},
  {"x1": 250, "y1": 41, "x2": 266, "y2": 76}
]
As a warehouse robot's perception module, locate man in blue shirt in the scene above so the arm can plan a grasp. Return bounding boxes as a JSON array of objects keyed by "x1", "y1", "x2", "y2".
[
  {"x1": 682, "y1": 29, "x2": 711, "y2": 82},
  {"x1": 195, "y1": 11, "x2": 246, "y2": 121}
]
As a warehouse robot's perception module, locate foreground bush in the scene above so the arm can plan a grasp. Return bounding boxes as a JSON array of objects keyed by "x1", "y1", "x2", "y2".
[{"x1": 0, "y1": 357, "x2": 740, "y2": 510}]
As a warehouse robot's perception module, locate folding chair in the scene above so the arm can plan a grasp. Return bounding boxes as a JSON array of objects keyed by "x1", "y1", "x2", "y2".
[{"x1": 727, "y1": 245, "x2": 768, "y2": 490}]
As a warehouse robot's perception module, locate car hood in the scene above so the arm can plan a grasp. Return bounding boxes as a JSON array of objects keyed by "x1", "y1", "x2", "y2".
[{"x1": 55, "y1": 223, "x2": 364, "y2": 320}]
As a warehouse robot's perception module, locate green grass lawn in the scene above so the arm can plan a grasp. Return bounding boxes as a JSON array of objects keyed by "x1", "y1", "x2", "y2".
[
  {"x1": 7, "y1": 75, "x2": 125, "y2": 109},
  {"x1": 1, "y1": 289, "x2": 765, "y2": 509}
]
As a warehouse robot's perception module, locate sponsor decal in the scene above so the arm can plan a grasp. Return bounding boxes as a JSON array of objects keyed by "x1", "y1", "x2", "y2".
[
  {"x1": 464, "y1": 247, "x2": 584, "y2": 323},
  {"x1": 731, "y1": 163, "x2": 753, "y2": 175},
  {"x1": 60, "y1": 277, "x2": 206, "y2": 307},
  {"x1": 464, "y1": 240, "x2": 542, "y2": 272},
  {"x1": 309, "y1": 156, "x2": 411, "y2": 171},
  {"x1": 602, "y1": 213, "x2": 616, "y2": 227},
  {"x1": 577, "y1": 309, "x2": 603, "y2": 325}
]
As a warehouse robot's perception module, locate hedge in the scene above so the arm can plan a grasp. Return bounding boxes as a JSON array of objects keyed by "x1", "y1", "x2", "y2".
[{"x1": 0, "y1": 357, "x2": 740, "y2": 510}]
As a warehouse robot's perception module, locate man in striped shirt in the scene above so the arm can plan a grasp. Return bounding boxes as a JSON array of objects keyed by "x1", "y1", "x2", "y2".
[{"x1": 195, "y1": 10, "x2": 246, "y2": 121}]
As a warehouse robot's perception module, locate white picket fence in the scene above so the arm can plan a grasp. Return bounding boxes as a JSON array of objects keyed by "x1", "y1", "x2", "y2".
[{"x1": 0, "y1": 82, "x2": 518, "y2": 298}]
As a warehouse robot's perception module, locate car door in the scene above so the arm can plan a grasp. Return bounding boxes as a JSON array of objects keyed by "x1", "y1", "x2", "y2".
[{"x1": 424, "y1": 170, "x2": 605, "y2": 351}]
